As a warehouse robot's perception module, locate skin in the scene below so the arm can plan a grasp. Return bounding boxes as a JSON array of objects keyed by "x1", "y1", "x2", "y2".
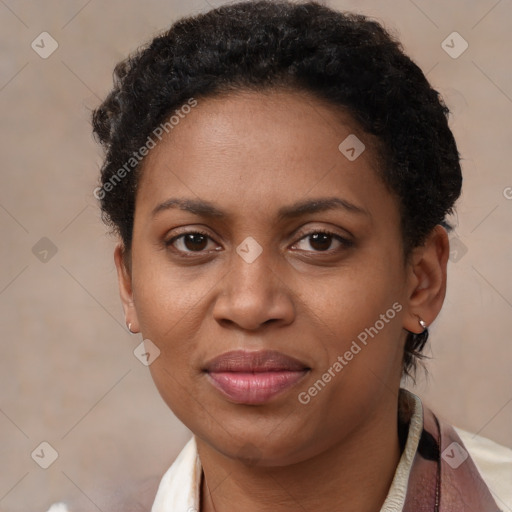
[{"x1": 114, "y1": 89, "x2": 449, "y2": 512}]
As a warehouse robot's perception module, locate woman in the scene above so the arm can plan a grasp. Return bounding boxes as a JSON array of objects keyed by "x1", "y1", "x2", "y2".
[{"x1": 50, "y1": 1, "x2": 512, "y2": 510}]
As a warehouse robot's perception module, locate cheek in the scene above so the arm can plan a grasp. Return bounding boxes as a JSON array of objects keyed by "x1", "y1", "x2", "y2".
[
  {"x1": 129, "y1": 249, "x2": 228, "y2": 397},
  {"x1": 131, "y1": 246, "x2": 215, "y2": 334},
  {"x1": 292, "y1": 262, "x2": 406, "y2": 441},
  {"x1": 301, "y1": 256, "x2": 407, "y2": 396},
  {"x1": 133, "y1": 263, "x2": 210, "y2": 419},
  {"x1": 302, "y1": 258, "x2": 404, "y2": 337},
  {"x1": 130, "y1": 259, "x2": 193, "y2": 366}
]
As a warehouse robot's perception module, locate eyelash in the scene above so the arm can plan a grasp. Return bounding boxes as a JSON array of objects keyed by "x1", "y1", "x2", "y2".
[{"x1": 164, "y1": 228, "x2": 353, "y2": 257}]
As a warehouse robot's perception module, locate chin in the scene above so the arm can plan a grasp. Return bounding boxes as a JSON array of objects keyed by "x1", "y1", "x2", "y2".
[{"x1": 194, "y1": 417, "x2": 318, "y2": 467}]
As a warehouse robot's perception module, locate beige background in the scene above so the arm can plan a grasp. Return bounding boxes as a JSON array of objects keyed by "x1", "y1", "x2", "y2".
[{"x1": 1, "y1": 0, "x2": 511, "y2": 510}]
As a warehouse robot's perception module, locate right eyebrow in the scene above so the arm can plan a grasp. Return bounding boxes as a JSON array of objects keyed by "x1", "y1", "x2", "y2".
[{"x1": 151, "y1": 198, "x2": 226, "y2": 219}]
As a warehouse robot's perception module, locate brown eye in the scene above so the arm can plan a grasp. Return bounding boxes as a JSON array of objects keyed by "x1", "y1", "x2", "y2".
[
  {"x1": 166, "y1": 232, "x2": 217, "y2": 253},
  {"x1": 308, "y1": 232, "x2": 333, "y2": 251},
  {"x1": 293, "y1": 230, "x2": 351, "y2": 253},
  {"x1": 182, "y1": 233, "x2": 208, "y2": 251}
]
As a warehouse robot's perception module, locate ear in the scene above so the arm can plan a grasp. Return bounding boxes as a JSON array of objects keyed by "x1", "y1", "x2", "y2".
[
  {"x1": 403, "y1": 225, "x2": 449, "y2": 334},
  {"x1": 114, "y1": 243, "x2": 140, "y2": 333}
]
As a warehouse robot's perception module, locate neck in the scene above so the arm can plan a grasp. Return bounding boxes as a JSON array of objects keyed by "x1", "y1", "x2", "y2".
[{"x1": 197, "y1": 396, "x2": 402, "y2": 512}]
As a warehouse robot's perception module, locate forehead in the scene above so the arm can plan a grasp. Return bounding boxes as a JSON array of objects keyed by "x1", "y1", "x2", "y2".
[
  {"x1": 136, "y1": 89, "x2": 394, "y2": 223},
  {"x1": 150, "y1": 88, "x2": 373, "y2": 161}
]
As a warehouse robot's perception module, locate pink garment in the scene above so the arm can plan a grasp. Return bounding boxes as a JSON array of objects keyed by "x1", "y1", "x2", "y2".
[{"x1": 403, "y1": 394, "x2": 500, "y2": 511}]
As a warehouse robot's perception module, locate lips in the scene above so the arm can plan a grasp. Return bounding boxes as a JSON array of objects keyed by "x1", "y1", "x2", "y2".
[{"x1": 203, "y1": 350, "x2": 310, "y2": 405}]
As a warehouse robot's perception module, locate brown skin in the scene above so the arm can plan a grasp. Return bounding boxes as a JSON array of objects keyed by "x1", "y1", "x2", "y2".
[{"x1": 114, "y1": 89, "x2": 449, "y2": 512}]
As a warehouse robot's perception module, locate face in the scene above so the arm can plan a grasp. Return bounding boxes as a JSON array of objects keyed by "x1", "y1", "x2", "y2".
[{"x1": 116, "y1": 89, "x2": 437, "y2": 466}]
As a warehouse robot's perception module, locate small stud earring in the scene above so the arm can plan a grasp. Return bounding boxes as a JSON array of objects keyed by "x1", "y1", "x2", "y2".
[
  {"x1": 128, "y1": 323, "x2": 134, "y2": 333},
  {"x1": 418, "y1": 318, "x2": 427, "y2": 331}
]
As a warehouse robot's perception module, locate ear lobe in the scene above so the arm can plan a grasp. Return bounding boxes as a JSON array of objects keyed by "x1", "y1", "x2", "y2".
[
  {"x1": 403, "y1": 225, "x2": 449, "y2": 334},
  {"x1": 114, "y1": 243, "x2": 140, "y2": 333}
]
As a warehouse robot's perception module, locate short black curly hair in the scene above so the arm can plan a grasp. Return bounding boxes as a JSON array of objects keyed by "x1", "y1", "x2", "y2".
[{"x1": 92, "y1": 0, "x2": 462, "y2": 377}]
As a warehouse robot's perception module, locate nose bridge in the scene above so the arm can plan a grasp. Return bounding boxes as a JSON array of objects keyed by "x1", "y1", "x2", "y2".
[
  {"x1": 229, "y1": 238, "x2": 275, "y2": 296},
  {"x1": 212, "y1": 237, "x2": 295, "y2": 329}
]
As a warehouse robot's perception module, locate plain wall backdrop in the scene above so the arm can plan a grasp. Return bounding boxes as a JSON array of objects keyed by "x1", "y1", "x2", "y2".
[{"x1": 1, "y1": 0, "x2": 511, "y2": 510}]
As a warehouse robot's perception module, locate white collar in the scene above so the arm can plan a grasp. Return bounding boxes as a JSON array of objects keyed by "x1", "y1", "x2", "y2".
[{"x1": 151, "y1": 390, "x2": 424, "y2": 512}]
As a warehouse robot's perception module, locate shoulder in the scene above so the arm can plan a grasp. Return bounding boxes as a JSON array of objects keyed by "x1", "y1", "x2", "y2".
[
  {"x1": 46, "y1": 438, "x2": 197, "y2": 512},
  {"x1": 47, "y1": 505, "x2": 70, "y2": 512},
  {"x1": 455, "y1": 427, "x2": 512, "y2": 509},
  {"x1": 45, "y1": 475, "x2": 161, "y2": 512}
]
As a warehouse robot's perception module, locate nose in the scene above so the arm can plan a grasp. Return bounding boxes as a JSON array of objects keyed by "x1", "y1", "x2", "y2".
[{"x1": 212, "y1": 245, "x2": 295, "y2": 331}]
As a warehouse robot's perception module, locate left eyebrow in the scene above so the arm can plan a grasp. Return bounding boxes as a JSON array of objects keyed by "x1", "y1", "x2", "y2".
[{"x1": 276, "y1": 197, "x2": 370, "y2": 221}]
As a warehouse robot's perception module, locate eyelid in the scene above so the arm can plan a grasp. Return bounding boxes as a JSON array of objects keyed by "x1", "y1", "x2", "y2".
[
  {"x1": 164, "y1": 224, "x2": 217, "y2": 241},
  {"x1": 290, "y1": 228, "x2": 353, "y2": 251},
  {"x1": 292, "y1": 224, "x2": 353, "y2": 244}
]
